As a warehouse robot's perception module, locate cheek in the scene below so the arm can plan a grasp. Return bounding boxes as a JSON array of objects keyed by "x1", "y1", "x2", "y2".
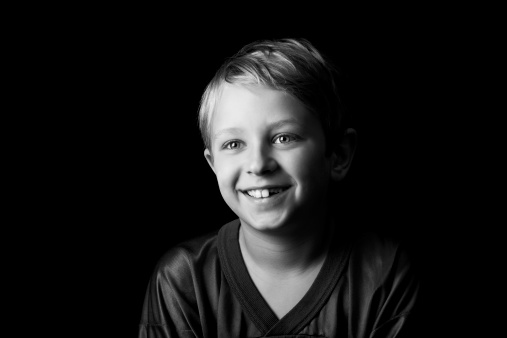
[
  {"x1": 214, "y1": 158, "x2": 239, "y2": 190},
  {"x1": 291, "y1": 143, "x2": 329, "y2": 173},
  {"x1": 290, "y1": 148, "x2": 331, "y2": 190}
]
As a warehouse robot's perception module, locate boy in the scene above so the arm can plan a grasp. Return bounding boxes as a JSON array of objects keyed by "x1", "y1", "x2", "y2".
[{"x1": 139, "y1": 38, "x2": 419, "y2": 337}]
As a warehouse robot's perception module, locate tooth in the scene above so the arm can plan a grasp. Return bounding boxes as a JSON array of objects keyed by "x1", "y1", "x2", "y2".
[
  {"x1": 255, "y1": 190, "x2": 261, "y2": 198},
  {"x1": 261, "y1": 189, "x2": 269, "y2": 198},
  {"x1": 269, "y1": 188, "x2": 282, "y2": 194}
]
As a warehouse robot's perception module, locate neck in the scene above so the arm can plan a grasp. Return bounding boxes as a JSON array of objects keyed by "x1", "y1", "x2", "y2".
[{"x1": 239, "y1": 215, "x2": 334, "y2": 275}]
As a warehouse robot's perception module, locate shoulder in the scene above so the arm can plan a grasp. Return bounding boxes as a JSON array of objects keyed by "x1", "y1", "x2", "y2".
[
  {"x1": 348, "y1": 231, "x2": 413, "y2": 284},
  {"x1": 151, "y1": 229, "x2": 220, "y2": 290},
  {"x1": 140, "y1": 229, "x2": 223, "y2": 330}
]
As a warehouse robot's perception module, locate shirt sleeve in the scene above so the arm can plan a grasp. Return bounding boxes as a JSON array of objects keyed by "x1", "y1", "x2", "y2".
[
  {"x1": 369, "y1": 243, "x2": 421, "y2": 338},
  {"x1": 138, "y1": 249, "x2": 202, "y2": 338}
]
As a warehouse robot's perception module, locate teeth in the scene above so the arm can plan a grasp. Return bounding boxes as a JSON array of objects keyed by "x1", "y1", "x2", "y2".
[{"x1": 246, "y1": 188, "x2": 286, "y2": 198}]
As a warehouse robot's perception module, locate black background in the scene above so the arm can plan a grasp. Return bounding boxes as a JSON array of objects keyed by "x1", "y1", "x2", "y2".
[{"x1": 23, "y1": 4, "x2": 497, "y2": 337}]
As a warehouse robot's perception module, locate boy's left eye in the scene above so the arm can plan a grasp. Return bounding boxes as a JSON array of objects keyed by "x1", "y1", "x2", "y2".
[{"x1": 273, "y1": 134, "x2": 297, "y2": 144}]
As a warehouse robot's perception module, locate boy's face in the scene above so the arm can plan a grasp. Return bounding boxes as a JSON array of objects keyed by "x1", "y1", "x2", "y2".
[{"x1": 204, "y1": 83, "x2": 336, "y2": 233}]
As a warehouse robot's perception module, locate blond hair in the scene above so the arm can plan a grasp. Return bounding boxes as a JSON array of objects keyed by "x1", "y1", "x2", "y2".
[{"x1": 198, "y1": 38, "x2": 347, "y2": 155}]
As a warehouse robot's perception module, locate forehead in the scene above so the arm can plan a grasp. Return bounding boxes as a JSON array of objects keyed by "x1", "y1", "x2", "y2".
[{"x1": 211, "y1": 83, "x2": 313, "y2": 133}]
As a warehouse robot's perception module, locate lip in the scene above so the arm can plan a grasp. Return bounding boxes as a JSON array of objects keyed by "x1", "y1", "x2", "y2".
[
  {"x1": 239, "y1": 185, "x2": 292, "y2": 204},
  {"x1": 240, "y1": 184, "x2": 291, "y2": 192}
]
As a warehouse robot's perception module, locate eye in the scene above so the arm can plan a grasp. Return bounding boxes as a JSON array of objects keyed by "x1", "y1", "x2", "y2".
[
  {"x1": 223, "y1": 140, "x2": 242, "y2": 150},
  {"x1": 273, "y1": 134, "x2": 297, "y2": 144}
]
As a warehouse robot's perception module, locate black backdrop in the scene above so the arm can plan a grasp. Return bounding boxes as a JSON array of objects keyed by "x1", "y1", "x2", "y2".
[{"x1": 42, "y1": 5, "x2": 495, "y2": 337}]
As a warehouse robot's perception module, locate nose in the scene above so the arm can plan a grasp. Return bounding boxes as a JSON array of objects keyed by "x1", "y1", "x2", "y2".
[{"x1": 246, "y1": 143, "x2": 278, "y2": 176}]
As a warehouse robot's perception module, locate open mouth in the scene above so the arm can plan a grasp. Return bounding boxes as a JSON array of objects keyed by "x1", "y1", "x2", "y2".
[{"x1": 242, "y1": 187, "x2": 290, "y2": 199}]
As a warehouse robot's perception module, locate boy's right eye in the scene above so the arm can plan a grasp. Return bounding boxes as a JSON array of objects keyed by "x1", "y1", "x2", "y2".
[{"x1": 223, "y1": 140, "x2": 242, "y2": 150}]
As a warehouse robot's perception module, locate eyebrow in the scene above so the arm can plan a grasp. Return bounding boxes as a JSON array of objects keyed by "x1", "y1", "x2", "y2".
[
  {"x1": 212, "y1": 127, "x2": 244, "y2": 142},
  {"x1": 212, "y1": 118, "x2": 303, "y2": 142},
  {"x1": 268, "y1": 117, "x2": 302, "y2": 130}
]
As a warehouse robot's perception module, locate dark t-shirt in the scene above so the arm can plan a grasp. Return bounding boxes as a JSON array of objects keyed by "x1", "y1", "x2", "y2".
[{"x1": 139, "y1": 219, "x2": 419, "y2": 338}]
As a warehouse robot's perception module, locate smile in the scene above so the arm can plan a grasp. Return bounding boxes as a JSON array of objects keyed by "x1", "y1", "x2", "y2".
[{"x1": 242, "y1": 187, "x2": 290, "y2": 199}]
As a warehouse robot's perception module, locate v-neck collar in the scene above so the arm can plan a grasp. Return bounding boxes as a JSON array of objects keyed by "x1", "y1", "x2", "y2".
[{"x1": 217, "y1": 219, "x2": 352, "y2": 336}]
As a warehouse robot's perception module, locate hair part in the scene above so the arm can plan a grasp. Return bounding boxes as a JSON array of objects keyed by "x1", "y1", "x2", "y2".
[{"x1": 198, "y1": 38, "x2": 348, "y2": 155}]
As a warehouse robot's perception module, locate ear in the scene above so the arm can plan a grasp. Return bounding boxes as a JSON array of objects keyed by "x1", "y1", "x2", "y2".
[
  {"x1": 330, "y1": 128, "x2": 357, "y2": 182},
  {"x1": 204, "y1": 148, "x2": 216, "y2": 174}
]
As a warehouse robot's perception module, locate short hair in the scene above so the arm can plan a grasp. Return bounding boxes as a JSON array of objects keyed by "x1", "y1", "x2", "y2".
[{"x1": 198, "y1": 38, "x2": 348, "y2": 155}]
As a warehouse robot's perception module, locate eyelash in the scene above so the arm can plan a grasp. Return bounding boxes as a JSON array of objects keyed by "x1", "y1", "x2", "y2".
[
  {"x1": 221, "y1": 134, "x2": 299, "y2": 150},
  {"x1": 273, "y1": 134, "x2": 297, "y2": 144},
  {"x1": 223, "y1": 140, "x2": 242, "y2": 150}
]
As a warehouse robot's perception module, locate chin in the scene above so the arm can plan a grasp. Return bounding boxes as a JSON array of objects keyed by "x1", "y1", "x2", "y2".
[{"x1": 240, "y1": 212, "x2": 289, "y2": 233}]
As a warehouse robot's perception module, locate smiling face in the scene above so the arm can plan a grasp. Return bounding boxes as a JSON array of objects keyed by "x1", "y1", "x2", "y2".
[{"x1": 204, "y1": 83, "x2": 336, "y2": 234}]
